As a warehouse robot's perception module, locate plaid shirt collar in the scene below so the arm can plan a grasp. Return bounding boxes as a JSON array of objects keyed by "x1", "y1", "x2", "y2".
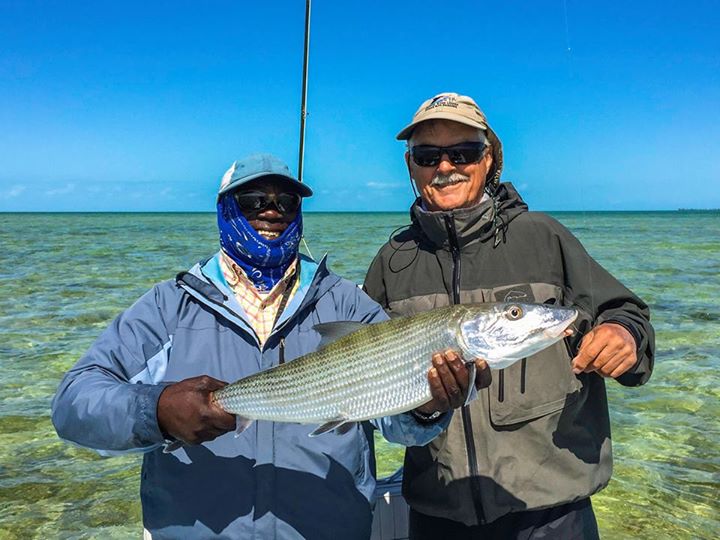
[{"x1": 220, "y1": 251, "x2": 298, "y2": 306}]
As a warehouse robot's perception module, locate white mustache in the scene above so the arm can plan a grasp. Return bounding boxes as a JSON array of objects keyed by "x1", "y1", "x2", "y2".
[{"x1": 430, "y1": 172, "x2": 470, "y2": 187}]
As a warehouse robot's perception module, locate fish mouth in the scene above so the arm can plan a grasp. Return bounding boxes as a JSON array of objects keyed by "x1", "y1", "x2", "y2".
[{"x1": 542, "y1": 310, "x2": 578, "y2": 339}]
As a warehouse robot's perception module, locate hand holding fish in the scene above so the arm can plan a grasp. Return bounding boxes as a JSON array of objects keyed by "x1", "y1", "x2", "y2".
[
  {"x1": 571, "y1": 323, "x2": 638, "y2": 378},
  {"x1": 157, "y1": 375, "x2": 236, "y2": 445},
  {"x1": 415, "y1": 351, "x2": 491, "y2": 415}
]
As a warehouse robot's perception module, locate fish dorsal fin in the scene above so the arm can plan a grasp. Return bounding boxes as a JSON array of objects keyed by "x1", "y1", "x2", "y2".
[
  {"x1": 309, "y1": 415, "x2": 353, "y2": 437},
  {"x1": 313, "y1": 321, "x2": 366, "y2": 349}
]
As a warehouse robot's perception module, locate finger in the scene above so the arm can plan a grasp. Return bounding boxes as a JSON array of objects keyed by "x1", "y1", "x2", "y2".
[
  {"x1": 445, "y1": 350, "x2": 470, "y2": 393},
  {"x1": 178, "y1": 425, "x2": 210, "y2": 445},
  {"x1": 595, "y1": 349, "x2": 625, "y2": 377},
  {"x1": 192, "y1": 410, "x2": 237, "y2": 442},
  {"x1": 607, "y1": 347, "x2": 638, "y2": 378},
  {"x1": 583, "y1": 341, "x2": 617, "y2": 373},
  {"x1": 573, "y1": 331, "x2": 610, "y2": 373},
  {"x1": 434, "y1": 354, "x2": 464, "y2": 408},
  {"x1": 571, "y1": 330, "x2": 596, "y2": 372},
  {"x1": 193, "y1": 426, "x2": 227, "y2": 444},
  {"x1": 180, "y1": 435, "x2": 200, "y2": 446},
  {"x1": 585, "y1": 332, "x2": 626, "y2": 373},
  {"x1": 474, "y1": 359, "x2": 492, "y2": 389},
  {"x1": 427, "y1": 366, "x2": 449, "y2": 411},
  {"x1": 475, "y1": 358, "x2": 488, "y2": 370},
  {"x1": 209, "y1": 410, "x2": 238, "y2": 431},
  {"x1": 608, "y1": 356, "x2": 637, "y2": 379}
]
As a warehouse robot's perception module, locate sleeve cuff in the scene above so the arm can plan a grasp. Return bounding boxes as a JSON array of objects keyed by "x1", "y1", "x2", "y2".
[
  {"x1": 136, "y1": 382, "x2": 173, "y2": 445},
  {"x1": 410, "y1": 409, "x2": 446, "y2": 424},
  {"x1": 373, "y1": 410, "x2": 453, "y2": 447},
  {"x1": 402, "y1": 410, "x2": 453, "y2": 444}
]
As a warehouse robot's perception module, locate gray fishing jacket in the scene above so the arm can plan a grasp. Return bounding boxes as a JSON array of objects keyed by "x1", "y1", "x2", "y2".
[
  {"x1": 52, "y1": 253, "x2": 449, "y2": 539},
  {"x1": 363, "y1": 184, "x2": 655, "y2": 525}
]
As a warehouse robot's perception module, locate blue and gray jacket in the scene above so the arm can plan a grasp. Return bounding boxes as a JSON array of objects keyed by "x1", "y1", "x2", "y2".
[{"x1": 52, "y1": 253, "x2": 449, "y2": 539}]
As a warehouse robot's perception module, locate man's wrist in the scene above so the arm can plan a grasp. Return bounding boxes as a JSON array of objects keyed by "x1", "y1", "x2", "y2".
[{"x1": 411, "y1": 408, "x2": 443, "y2": 424}]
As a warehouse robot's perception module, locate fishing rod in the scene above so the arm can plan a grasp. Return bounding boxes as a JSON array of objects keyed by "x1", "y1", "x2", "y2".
[
  {"x1": 297, "y1": 0, "x2": 311, "y2": 184},
  {"x1": 297, "y1": 0, "x2": 315, "y2": 259}
]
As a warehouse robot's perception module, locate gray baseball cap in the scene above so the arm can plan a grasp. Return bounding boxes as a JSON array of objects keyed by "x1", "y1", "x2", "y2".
[{"x1": 217, "y1": 154, "x2": 313, "y2": 199}]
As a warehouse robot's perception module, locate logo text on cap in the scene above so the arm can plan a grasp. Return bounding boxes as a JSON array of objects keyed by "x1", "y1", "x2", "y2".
[{"x1": 425, "y1": 95, "x2": 459, "y2": 111}]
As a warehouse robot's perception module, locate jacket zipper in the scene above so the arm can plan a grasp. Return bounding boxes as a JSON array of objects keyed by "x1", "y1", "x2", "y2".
[{"x1": 443, "y1": 214, "x2": 486, "y2": 524}]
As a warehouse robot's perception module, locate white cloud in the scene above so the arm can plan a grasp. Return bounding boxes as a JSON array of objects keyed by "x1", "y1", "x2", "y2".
[
  {"x1": 45, "y1": 183, "x2": 76, "y2": 196},
  {"x1": 366, "y1": 181, "x2": 405, "y2": 189},
  {"x1": 0, "y1": 185, "x2": 26, "y2": 199}
]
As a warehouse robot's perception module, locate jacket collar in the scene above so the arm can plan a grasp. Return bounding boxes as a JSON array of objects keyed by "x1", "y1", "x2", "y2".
[
  {"x1": 410, "y1": 182, "x2": 529, "y2": 250},
  {"x1": 176, "y1": 251, "x2": 339, "y2": 343},
  {"x1": 411, "y1": 196, "x2": 496, "y2": 250}
]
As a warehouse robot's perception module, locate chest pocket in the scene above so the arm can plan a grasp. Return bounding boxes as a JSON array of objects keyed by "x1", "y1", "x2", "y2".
[{"x1": 487, "y1": 283, "x2": 582, "y2": 426}]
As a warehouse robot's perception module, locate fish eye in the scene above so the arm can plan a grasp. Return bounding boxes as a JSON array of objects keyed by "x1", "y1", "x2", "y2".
[{"x1": 506, "y1": 306, "x2": 524, "y2": 320}]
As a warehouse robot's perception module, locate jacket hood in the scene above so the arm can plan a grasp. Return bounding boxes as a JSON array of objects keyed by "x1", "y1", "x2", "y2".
[
  {"x1": 485, "y1": 124, "x2": 503, "y2": 192},
  {"x1": 410, "y1": 182, "x2": 528, "y2": 250}
]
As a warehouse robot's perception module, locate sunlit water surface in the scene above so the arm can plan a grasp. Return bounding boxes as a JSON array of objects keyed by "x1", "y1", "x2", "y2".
[{"x1": 0, "y1": 211, "x2": 718, "y2": 539}]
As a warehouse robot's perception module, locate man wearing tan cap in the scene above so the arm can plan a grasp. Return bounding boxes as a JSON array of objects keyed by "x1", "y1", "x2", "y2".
[{"x1": 364, "y1": 93, "x2": 655, "y2": 539}]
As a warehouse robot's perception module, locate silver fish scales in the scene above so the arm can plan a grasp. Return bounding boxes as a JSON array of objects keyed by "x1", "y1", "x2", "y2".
[{"x1": 212, "y1": 302, "x2": 577, "y2": 435}]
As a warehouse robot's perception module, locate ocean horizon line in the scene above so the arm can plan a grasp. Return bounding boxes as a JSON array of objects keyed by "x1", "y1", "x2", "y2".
[{"x1": 1, "y1": 209, "x2": 718, "y2": 215}]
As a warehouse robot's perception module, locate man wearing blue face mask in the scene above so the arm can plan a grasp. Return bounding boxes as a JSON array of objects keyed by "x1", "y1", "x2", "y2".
[{"x1": 52, "y1": 154, "x2": 481, "y2": 539}]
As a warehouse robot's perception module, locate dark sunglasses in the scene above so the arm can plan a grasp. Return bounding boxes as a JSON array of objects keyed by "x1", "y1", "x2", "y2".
[
  {"x1": 410, "y1": 142, "x2": 487, "y2": 167},
  {"x1": 234, "y1": 190, "x2": 302, "y2": 214}
]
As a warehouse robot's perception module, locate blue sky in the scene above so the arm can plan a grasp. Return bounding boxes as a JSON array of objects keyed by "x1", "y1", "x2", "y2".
[{"x1": 1, "y1": 0, "x2": 718, "y2": 212}]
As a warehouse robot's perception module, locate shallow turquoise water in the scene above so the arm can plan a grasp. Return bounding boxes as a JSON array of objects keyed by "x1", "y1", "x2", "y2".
[{"x1": 0, "y1": 211, "x2": 718, "y2": 539}]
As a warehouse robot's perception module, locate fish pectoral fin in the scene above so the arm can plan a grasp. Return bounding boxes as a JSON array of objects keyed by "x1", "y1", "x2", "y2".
[
  {"x1": 313, "y1": 321, "x2": 367, "y2": 349},
  {"x1": 309, "y1": 416, "x2": 351, "y2": 437},
  {"x1": 334, "y1": 422, "x2": 356, "y2": 435},
  {"x1": 234, "y1": 415, "x2": 254, "y2": 437}
]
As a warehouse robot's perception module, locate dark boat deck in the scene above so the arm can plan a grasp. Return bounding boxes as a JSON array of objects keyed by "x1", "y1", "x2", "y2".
[{"x1": 371, "y1": 468, "x2": 409, "y2": 540}]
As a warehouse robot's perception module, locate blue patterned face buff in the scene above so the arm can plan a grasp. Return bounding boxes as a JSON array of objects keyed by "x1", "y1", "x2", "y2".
[{"x1": 217, "y1": 193, "x2": 302, "y2": 292}]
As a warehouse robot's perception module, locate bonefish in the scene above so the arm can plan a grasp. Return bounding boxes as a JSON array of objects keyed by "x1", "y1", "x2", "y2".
[{"x1": 212, "y1": 302, "x2": 577, "y2": 437}]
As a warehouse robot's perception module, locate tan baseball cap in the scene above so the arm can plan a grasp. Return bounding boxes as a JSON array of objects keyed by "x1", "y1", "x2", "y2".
[
  {"x1": 396, "y1": 92, "x2": 490, "y2": 140},
  {"x1": 397, "y1": 92, "x2": 504, "y2": 190}
]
